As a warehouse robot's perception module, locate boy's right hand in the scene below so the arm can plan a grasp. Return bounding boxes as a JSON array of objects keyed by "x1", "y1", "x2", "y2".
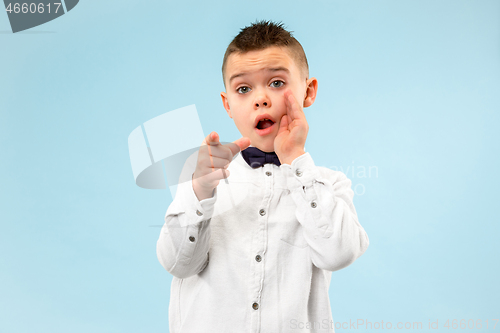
[{"x1": 192, "y1": 131, "x2": 251, "y2": 201}]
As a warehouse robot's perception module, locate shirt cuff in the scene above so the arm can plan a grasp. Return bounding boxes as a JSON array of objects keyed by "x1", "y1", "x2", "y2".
[
  {"x1": 282, "y1": 152, "x2": 323, "y2": 191},
  {"x1": 175, "y1": 176, "x2": 217, "y2": 227}
]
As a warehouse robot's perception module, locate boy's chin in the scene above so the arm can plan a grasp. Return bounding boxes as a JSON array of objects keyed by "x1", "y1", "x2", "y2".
[
  {"x1": 248, "y1": 134, "x2": 277, "y2": 152},
  {"x1": 253, "y1": 142, "x2": 275, "y2": 153}
]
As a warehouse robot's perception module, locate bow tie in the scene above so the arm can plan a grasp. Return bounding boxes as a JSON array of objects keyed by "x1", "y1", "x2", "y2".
[{"x1": 241, "y1": 147, "x2": 281, "y2": 169}]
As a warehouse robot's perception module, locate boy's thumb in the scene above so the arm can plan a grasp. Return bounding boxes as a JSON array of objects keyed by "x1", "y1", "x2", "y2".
[
  {"x1": 225, "y1": 137, "x2": 250, "y2": 157},
  {"x1": 233, "y1": 137, "x2": 251, "y2": 151}
]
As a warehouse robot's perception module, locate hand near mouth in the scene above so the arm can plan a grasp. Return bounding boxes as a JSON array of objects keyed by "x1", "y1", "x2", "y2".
[{"x1": 274, "y1": 89, "x2": 308, "y2": 165}]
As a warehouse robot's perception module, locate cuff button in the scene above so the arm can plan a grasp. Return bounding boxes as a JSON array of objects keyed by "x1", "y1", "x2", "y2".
[{"x1": 196, "y1": 210, "x2": 203, "y2": 216}]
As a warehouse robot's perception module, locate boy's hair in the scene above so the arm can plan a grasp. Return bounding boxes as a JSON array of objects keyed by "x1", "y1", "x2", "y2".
[{"x1": 222, "y1": 20, "x2": 309, "y2": 88}]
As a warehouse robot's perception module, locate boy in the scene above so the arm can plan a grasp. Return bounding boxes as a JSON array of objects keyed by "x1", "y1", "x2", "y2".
[{"x1": 157, "y1": 20, "x2": 369, "y2": 333}]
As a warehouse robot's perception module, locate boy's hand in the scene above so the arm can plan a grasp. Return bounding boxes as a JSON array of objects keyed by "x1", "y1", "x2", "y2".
[
  {"x1": 274, "y1": 89, "x2": 308, "y2": 165},
  {"x1": 192, "y1": 131, "x2": 251, "y2": 201}
]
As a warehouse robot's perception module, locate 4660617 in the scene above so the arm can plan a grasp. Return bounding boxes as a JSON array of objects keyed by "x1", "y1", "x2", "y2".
[{"x1": 5, "y1": 2, "x2": 62, "y2": 14}]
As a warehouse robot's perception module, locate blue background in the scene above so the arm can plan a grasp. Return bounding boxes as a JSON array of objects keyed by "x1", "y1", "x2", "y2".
[{"x1": 1, "y1": 0, "x2": 499, "y2": 332}]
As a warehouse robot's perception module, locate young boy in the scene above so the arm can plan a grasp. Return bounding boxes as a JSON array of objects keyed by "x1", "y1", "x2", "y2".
[{"x1": 157, "y1": 20, "x2": 369, "y2": 333}]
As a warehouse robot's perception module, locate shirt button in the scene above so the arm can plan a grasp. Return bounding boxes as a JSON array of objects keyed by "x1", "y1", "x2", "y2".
[
  {"x1": 265, "y1": 171, "x2": 272, "y2": 176},
  {"x1": 255, "y1": 255, "x2": 262, "y2": 262},
  {"x1": 196, "y1": 210, "x2": 203, "y2": 216},
  {"x1": 259, "y1": 209, "x2": 266, "y2": 216},
  {"x1": 252, "y1": 302, "x2": 259, "y2": 310},
  {"x1": 295, "y1": 170, "x2": 303, "y2": 177},
  {"x1": 311, "y1": 201, "x2": 317, "y2": 208},
  {"x1": 189, "y1": 236, "x2": 195, "y2": 242}
]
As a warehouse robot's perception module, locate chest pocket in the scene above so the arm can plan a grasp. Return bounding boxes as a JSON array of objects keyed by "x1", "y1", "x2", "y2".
[
  {"x1": 279, "y1": 219, "x2": 308, "y2": 248},
  {"x1": 273, "y1": 194, "x2": 308, "y2": 249}
]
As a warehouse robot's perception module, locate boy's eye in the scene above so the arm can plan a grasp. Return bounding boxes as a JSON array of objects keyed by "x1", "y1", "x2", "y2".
[
  {"x1": 271, "y1": 80, "x2": 285, "y2": 88},
  {"x1": 237, "y1": 86, "x2": 251, "y2": 94}
]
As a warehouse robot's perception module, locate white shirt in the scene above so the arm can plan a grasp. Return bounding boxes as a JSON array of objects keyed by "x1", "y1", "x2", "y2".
[{"x1": 156, "y1": 149, "x2": 369, "y2": 333}]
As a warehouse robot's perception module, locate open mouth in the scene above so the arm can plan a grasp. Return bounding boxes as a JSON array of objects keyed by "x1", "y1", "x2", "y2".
[
  {"x1": 256, "y1": 118, "x2": 275, "y2": 130},
  {"x1": 254, "y1": 114, "x2": 277, "y2": 136},
  {"x1": 255, "y1": 118, "x2": 276, "y2": 136}
]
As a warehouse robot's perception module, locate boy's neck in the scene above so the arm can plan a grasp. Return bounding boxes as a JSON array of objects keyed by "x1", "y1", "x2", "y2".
[{"x1": 248, "y1": 144, "x2": 275, "y2": 153}]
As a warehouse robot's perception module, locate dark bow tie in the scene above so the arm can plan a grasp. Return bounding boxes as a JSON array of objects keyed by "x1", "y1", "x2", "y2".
[{"x1": 241, "y1": 147, "x2": 281, "y2": 169}]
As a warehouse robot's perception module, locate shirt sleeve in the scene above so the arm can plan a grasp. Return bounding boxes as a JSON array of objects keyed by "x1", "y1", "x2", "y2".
[
  {"x1": 156, "y1": 174, "x2": 217, "y2": 279},
  {"x1": 283, "y1": 152, "x2": 369, "y2": 272}
]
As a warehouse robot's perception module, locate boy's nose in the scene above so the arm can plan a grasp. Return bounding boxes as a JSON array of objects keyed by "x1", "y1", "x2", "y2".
[{"x1": 254, "y1": 94, "x2": 271, "y2": 109}]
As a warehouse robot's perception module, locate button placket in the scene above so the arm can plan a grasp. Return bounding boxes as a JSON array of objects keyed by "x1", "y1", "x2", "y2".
[{"x1": 250, "y1": 165, "x2": 271, "y2": 326}]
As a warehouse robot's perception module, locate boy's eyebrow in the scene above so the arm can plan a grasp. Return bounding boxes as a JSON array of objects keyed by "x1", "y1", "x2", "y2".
[{"x1": 229, "y1": 67, "x2": 290, "y2": 84}]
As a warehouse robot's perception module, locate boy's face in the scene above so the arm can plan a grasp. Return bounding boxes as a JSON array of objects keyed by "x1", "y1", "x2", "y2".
[{"x1": 221, "y1": 46, "x2": 317, "y2": 153}]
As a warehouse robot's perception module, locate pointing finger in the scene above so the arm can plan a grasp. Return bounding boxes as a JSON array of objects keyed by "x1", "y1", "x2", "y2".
[{"x1": 203, "y1": 131, "x2": 221, "y2": 146}]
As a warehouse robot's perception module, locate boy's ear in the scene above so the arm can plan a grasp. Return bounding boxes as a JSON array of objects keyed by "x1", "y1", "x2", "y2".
[
  {"x1": 303, "y1": 77, "x2": 318, "y2": 108},
  {"x1": 221, "y1": 92, "x2": 232, "y2": 118}
]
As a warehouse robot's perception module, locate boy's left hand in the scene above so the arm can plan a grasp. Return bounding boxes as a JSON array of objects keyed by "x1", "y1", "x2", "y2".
[{"x1": 274, "y1": 89, "x2": 308, "y2": 165}]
